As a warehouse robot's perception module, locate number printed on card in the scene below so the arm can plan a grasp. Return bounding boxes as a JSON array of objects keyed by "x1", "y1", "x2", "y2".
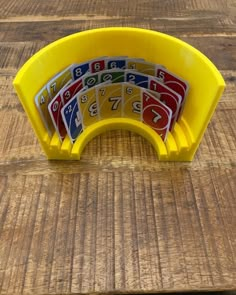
[
  {"x1": 100, "y1": 70, "x2": 125, "y2": 83},
  {"x1": 61, "y1": 96, "x2": 83, "y2": 143},
  {"x1": 96, "y1": 83, "x2": 123, "y2": 119},
  {"x1": 149, "y1": 78, "x2": 181, "y2": 129},
  {"x1": 107, "y1": 57, "x2": 126, "y2": 70},
  {"x1": 90, "y1": 59, "x2": 106, "y2": 73},
  {"x1": 127, "y1": 60, "x2": 156, "y2": 76},
  {"x1": 142, "y1": 90, "x2": 172, "y2": 141},
  {"x1": 35, "y1": 57, "x2": 190, "y2": 145},
  {"x1": 47, "y1": 65, "x2": 73, "y2": 98},
  {"x1": 60, "y1": 78, "x2": 84, "y2": 105},
  {"x1": 35, "y1": 86, "x2": 55, "y2": 136},
  {"x1": 48, "y1": 92, "x2": 67, "y2": 141},
  {"x1": 77, "y1": 87, "x2": 99, "y2": 128},
  {"x1": 122, "y1": 83, "x2": 142, "y2": 121},
  {"x1": 83, "y1": 73, "x2": 99, "y2": 88},
  {"x1": 71, "y1": 62, "x2": 90, "y2": 80},
  {"x1": 155, "y1": 67, "x2": 189, "y2": 119},
  {"x1": 125, "y1": 71, "x2": 149, "y2": 88}
]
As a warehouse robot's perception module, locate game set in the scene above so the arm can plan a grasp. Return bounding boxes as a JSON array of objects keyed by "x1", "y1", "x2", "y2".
[
  {"x1": 35, "y1": 57, "x2": 189, "y2": 144},
  {"x1": 13, "y1": 28, "x2": 225, "y2": 161}
]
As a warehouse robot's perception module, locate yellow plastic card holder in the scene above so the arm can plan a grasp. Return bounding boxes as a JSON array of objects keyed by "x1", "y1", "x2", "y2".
[{"x1": 13, "y1": 27, "x2": 225, "y2": 161}]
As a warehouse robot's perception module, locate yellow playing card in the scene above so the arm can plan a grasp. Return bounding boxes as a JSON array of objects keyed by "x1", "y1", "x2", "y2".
[
  {"x1": 77, "y1": 87, "x2": 99, "y2": 128},
  {"x1": 122, "y1": 83, "x2": 142, "y2": 121},
  {"x1": 96, "y1": 83, "x2": 123, "y2": 119}
]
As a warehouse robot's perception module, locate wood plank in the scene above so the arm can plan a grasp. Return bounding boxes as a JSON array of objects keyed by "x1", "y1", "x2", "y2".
[
  {"x1": 0, "y1": 169, "x2": 235, "y2": 294},
  {"x1": 0, "y1": 0, "x2": 233, "y2": 19},
  {"x1": 0, "y1": 36, "x2": 235, "y2": 73},
  {"x1": 0, "y1": 0, "x2": 236, "y2": 293},
  {"x1": 0, "y1": 16, "x2": 235, "y2": 44}
]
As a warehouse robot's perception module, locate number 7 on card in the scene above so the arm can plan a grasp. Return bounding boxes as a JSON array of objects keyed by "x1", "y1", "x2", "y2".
[
  {"x1": 142, "y1": 90, "x2": 172, "y2": 142},
  {"x1": 96, "y1": 83, "x2": 123, "y2": 119}
]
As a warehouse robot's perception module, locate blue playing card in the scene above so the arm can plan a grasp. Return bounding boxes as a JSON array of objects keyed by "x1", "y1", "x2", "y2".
[
  {"x1": 72, "y1": 63, "x2": 90, "y2": 80},
  {"x1": 61, "y1": 96, "x2": 83, "y2": 143},
  {"x1": 107, "y1": 59, "x2": 126, "y2": 69},
  {"x1": 125, "y1": 71, "x2": 149, "y2": 88}
]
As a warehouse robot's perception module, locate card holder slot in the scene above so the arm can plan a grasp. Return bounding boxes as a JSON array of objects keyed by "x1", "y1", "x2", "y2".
[
  {"x1": 165, "y1": 132, "x2": 178, "y2": 157},
  {"x1": 172, "y1": 122, "x2": 189, "y2": 152},
  {"x1": 49, "y1": 132, "x2": 61, "y2": 149},
  {"x1": 60, "y1": 136, "x2": 72, "y2": 155},
  {"x1": 47, "y1": 122, "x2": 190, "y2": 161},
  {"x1": 41, "y1": 120, "x2": 190, "y2": 161},
  {"x1": 179, "y1": 117, "x2": 195, "y2": 146}
]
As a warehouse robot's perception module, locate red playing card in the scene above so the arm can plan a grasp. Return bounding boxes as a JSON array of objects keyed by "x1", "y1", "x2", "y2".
[
  {"x1": 90, "y1": 59, "x2": 106, "y2": 73},
  {"x1": 149, "y1": 78, "x2": 181, "y2": 129},
  {"x1": 156, "y1": 68, "x2": 188, "y2": 98},
  {"x1": 156, "y1": 68, "x2": 189, "y2": 119},
  {"x1": 48, "y1": 93, "x2": 67, "y2": 141},
  {"x1": 142, "y1": 91, "x2": 172, "y2": 142},
  {"x1": 61, "y1": 78, "x2": 83, "y2": 105}
]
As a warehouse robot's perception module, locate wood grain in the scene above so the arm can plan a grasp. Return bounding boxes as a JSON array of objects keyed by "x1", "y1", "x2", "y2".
[
  {"x1": 0, "y1": 170, "x2": 235, "y2": 294},
  {"x1": 0, "y1": 0, "x2": 236, "y2": 294}
]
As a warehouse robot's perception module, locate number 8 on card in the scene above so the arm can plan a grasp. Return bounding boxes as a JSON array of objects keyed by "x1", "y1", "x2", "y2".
[{"x1": 77, "y1": 87, "x2": 99, "y2": 129}]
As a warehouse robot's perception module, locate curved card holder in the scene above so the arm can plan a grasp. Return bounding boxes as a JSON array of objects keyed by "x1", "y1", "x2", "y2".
[{"x1": 13, "y1": 27, "x2": 225, "y2": 161}]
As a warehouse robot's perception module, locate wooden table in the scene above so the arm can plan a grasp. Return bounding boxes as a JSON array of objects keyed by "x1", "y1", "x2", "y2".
[{"x1": 0, "y1": 0, "x2": 236, "y2": 294}]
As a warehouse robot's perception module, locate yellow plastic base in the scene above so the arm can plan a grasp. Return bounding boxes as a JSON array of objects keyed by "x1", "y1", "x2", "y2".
[
  {"x1": 13, "y1": 27, "x2": 225, "y2": 161},
  {"x1": 39, "y1": 118, "x2": 196, "y2": 161}
]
